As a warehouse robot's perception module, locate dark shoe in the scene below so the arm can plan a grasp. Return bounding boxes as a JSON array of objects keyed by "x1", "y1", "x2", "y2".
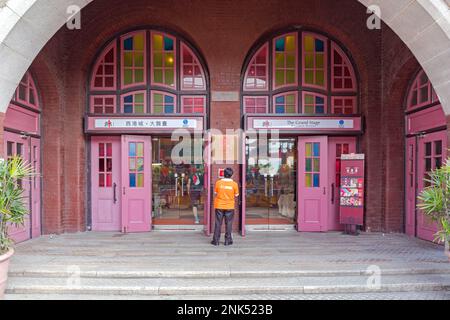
[
  {"x1": 224, "y1": 241, "x2": 233, "y2": 246},
  {"x1": 211, "y1": 240, "x2": 219, "y2": 246}
]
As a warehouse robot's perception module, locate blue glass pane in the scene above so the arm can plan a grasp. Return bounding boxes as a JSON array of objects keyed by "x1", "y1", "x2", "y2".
[
  {"x1": 129, "y1": 173, "x2": 136, "y2": 187},
  {"x1": 275, "y1": 106, "x2": 285, "y2": 114},
  {"x1": 164, "y1": 95, "x2": 174, "y2": 104},
  {"x1": 275, "y1": 38, "x2": 285, "y2": 52},
  {"x1": 313, "y1": 174, "x2": 320, "y2": 187},
  {"x1": 124, "y1": 105, "x2": 133, "y2": 113},
  {"x1": 124, "y1": 37, "x2": 133, "y2": 51},
  {"x1": 313, "y1": 143, "x2": 320, "y2": 157},
  {"x1": 124, "y1": 95, "x2": 133, "y2": 103},
  {"x1": 129, "y1": 143, "x2": 136, "y2": 157},
  {"x1": 316, "y1": 96, "x2": 324, "y2": 104},
  {"x1": 275, "y1": 96, "x2": 285, "y2": 104},
  {"x1": 164, "y1": 37, "x2": 174, "y2": 51},
  {"x1": 164, "y1": 105, "x2": 174, "y2": 113},
  {"x1": 316, "y1": 106, "x2": 325, "y2": 114},
  {"x1": 315, "y1": 39, "x2": 324, "y2": 52}
]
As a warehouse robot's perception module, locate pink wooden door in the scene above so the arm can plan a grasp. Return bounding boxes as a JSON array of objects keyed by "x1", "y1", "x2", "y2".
[
  {"x1": 298, "y1": 136, "x2": 328, "y2": 232},
  {"x1": 405, "y1": 137, "x2": 417, "y2": 237},
  {"x1": 328, "y1": 137, "x2": 356, "y2": 231},
  {"x1": 204, "y1": 132, "x2": 212, "y2": 236},
  {"x1": 416, "y1": 131, "x2": 446, "y2": 242},
  {"x1": 30, "y1": 137, "x2": 41, "y2": 238},
  {"x1": 4, "y1": 132, "x2": 31, "y2": 243},
  {"x1": 121, "y1": 135, "x2": 152, "y2": 233},
  {"x1": 91, "y1": 136, "x2": 121, "y2": 231}
]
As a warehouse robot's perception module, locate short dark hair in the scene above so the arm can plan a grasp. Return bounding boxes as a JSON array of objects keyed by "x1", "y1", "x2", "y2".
[{"x1": 224, "y1": 167, "x2": 234, "y2": 178}]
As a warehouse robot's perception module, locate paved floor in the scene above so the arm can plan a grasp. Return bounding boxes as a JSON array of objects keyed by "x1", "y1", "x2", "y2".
[{"x1": 5, "y1": 231, "x2": 450, "y2": 299}]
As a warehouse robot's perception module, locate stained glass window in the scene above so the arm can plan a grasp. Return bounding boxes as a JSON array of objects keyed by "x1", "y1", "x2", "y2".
[
  {"x1": 331, "y1": 97, "x2": 355, "y2": 114},
  {"x1": 274, "y1": 34, "x2": 297, "y2": 89},
  {"x1": 152, "y1": 33, "x2": 176, "y2": 88},
  {"x1": 245, "y1": 44, "x2": 269, "y2": 90},
  {"x1": 407, "y1": 70, "x2": 435, "y2": 110},
  {"x1": 243, "y1": 97, "x2": 269, "y2": 114},
  {"x1": 305, "y1": 142, "x2": 321, "y2": 188},
  {"x1": 332, "y1": 43, "x2": 355, "y2": 91},
  {"x1": 303, "y1": 34, "x2": 326, "y2": 89},
  {"x1": 303, "y1": 93, "x2": 326, "y2": 114},
  {"x1": 122, "y1": 92, "x2": 146, "y2": 114},
  {"x1": 16, "y1": 72, "x2": 39, "y2": 109},
  {"x1": 129, "y1": 142, "x2": 144, "y2": 188},
  {"x1": 122, "y1": 32, "x2": 146, "y2": 87},
  {"x1": 274, "y1": 93, "x2": 297, "y2": 114},
  {"x1": 182, "y1": 44, "x2": 205, "y2": 90},
  {"x1": 182, "y1": 96, "x2": 206, "y2": 114},
  {"x1": 92, "y1": 43, "x2": 116, "y2": 90},
  {"x1": 152, "y1": 92, "x2": 176, "y2": 114},
  {"x1": 99, "y1": 143, "x2": 113, "y2": 188},
  {"x1": 91, "y1": 96, "x2": 116, "y2": 114}
]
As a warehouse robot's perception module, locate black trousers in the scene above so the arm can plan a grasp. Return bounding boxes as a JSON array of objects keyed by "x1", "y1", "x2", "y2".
[{"x1": 213, "y1": 209, "x2": 234, "y2": 243}]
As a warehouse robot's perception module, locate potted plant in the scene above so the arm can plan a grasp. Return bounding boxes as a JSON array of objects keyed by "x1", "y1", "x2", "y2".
[
  {"x1": 0, "y1": 156, "x2": 35, "y2": 299},
  {"x1": 417, "y1": 157, "x2": 450, "y2": 261}
]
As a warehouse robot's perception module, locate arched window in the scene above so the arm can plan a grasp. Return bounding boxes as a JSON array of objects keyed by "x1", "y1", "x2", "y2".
[
  {"x1": 89, "y1": 29, "x2": 208, "y2": 115},
  {"x1": 242, "y1": 31, "x2": 358, "y2": 115},
  {"x1": 406, "y1": 70, "x2": 438, "y2": 111},
  {"x1": 13, "y1": 71, "x2": 40, "y2": 110}
]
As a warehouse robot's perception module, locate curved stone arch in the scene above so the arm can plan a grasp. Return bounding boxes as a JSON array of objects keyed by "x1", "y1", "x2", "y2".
[{"x1": 0, "y1": 0, "x2": 450, "y2": 114}]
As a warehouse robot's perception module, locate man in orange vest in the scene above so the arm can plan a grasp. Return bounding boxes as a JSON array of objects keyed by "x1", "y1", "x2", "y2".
[{"x1": 211, "y1": 168, "x2": 239, "y2": 246}]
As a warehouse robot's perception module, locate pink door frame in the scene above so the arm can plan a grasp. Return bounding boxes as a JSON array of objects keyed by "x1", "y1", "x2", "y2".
[
  {"x1": 3, "y1": 131, "x2": 31, "y2": 243},
  {"x1": 204, "y1": 131, "x2": 212, "y2": 236},
  {"x1": 405, "y1": 137, "x2": 417, "y2": 237},
  {"x1": 416, "y1": 131, "x2": 446, "y2": 242},
  {"x1": 327, "y1": 137, "x2": 357, "y2": 232},
  {"x1": 30, "y1": 137, "x2": 41, "y2": 238},
  {"x1": 297, "y1": 136, "x2": 328, "y2": 232},
  {"x1": 91, "y1": 136, "x2": 121, "y2": 232},
  {"x1": 121, "y1": 135, "x2": 152, "y2": 233}
]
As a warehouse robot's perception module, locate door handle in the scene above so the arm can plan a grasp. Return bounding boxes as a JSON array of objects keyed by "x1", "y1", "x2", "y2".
[
  {"x1": 113, "y1": 183, "x2": 117, "y2": 204},
  {"x1": 264, "y1": 176, "x2": 268, "y2": 197},
  {"x1": 123, "y1": 187, "x2": 126, "y2": 195},
  {"x1": 323, "y1": 187, "x2": 326, "y2": 195},
  {"x1": 270, "y1": 177, "x2": 274, "y2": 197},
  {"x1": 331, "y1": 183, "x2": 335, "y2": 204}
]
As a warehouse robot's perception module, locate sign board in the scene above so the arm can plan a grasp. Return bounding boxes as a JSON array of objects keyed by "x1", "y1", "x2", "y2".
[
  {"x1": 85, "y1": 116, "x2": 204, "y2": 134},
  {"x1": 339, "y1": 154, "x2": 365, "y2": 227},
  {"x1": 246, "y1": 116, "x2": 362, "y2": 133}
]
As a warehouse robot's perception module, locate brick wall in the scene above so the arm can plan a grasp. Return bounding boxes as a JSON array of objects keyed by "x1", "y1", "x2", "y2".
[{"x1": 22, "y1": 0, "x2": 427, "y2": 234}]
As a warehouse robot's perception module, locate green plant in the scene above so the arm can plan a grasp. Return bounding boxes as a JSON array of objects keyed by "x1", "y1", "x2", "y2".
[
  {"x1": 417, "y1": 157, "x2": 450, "y2": 248},
  {"x1": 0, "y1": 156, "x2": 35, "y2": 254}
]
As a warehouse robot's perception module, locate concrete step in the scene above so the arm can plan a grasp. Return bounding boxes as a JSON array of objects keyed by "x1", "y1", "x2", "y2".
[
  {"x1": 6, "y1": 274, "x2": 450, "y2": 296},
  {"x1": 5, "y1": 291, "x2": 450, "y2": 300},
  {"x1": 8, "y1": 267, "x2": 450, "y2": 279}
]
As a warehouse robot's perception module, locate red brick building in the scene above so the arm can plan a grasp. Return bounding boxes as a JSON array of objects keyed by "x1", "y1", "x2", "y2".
[{"x1": 1, "y1": 0, "x2": 449, "y2": 242}]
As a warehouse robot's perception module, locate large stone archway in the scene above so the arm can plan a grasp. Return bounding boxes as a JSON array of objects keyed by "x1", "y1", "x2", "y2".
[{"x1": 0, "y1": 0, "x2": 449, "y2": 114}]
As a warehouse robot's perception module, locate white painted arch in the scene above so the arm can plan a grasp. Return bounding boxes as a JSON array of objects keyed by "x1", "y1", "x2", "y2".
[{"x1": 0, "y1": 0, "x2": 449, "y2": 114}]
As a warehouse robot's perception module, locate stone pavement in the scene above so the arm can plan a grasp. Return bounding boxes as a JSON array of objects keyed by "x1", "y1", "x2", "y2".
[{"x1": 5, "y1": 231, "x2": 450, "y2": 300}]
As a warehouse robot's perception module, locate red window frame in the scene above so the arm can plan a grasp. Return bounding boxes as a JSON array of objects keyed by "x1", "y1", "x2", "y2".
[
  {"x1": 181, "y1": 44, "x2": 206, "y2": 90},
  {"x1": 16, "y1": 72, "x2": 39, "y2": 110},
  {"x1": 181, "y1": 96, "x2": 206, "y2": 114},
  {"x1": 244, "y1": 44, "x2": 269, "y2": 91},
  {"x1": 90, "y1": 42, "x2": 117, "y2": 91}
]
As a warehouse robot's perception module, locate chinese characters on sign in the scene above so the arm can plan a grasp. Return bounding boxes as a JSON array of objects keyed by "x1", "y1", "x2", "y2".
[{"x1": 94, "y1": 118, "x2": 198, "y2": 129}]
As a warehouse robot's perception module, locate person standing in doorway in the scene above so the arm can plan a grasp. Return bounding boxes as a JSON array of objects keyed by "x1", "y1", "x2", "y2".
[{"x1": 211, "y1": 168, "x2": 239, "y2": 246}]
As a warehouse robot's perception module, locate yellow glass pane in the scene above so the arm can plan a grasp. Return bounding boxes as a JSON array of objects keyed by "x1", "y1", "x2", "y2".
[
  {"x1": 316, "y1": 54, "x2": 324, "y2": 68},
  {"x1": 124, "y1": 70, "x2": 133, "y2": 85},
  {"x1": 154, "y1": 69, "x2": 163, "y2": 83},
  {"x1": 134, "y1": 69, "x2": 144, "y2": 83},
  {"x1": 153, "y1": 34, "x2": 163, "y2": 50},
  {"x1": 305, "y1": 173, "x2": 312, "y2": 187},
  {"x1": 316, "y1": 71, "x2": 325, "y2": 86},
  {"x1": 134, "y1": 104, "x2": 144, "y2": 113},
  {"x1": 286, "y1": 94, "x2": 295, "y2": 104},
  {"x1": 304, "y1": 36, "x2": 314, "y2": 52},
  {"x1": 165, "y1": 53, "x2": 174, "y2": 67},
  {"x1": 164, "y1": 69, "x2": 174, "y2": 86},
  {"x1": 153, "y1": 93, "x2": 163, "y2": 104},
  {"x1": 304, "y1": 54, "x2": 314, "y2": 68},
  {"x1": 135, "y1": 53, "x2": 144, "y2": 67},
  {"x1": 137, "y1": 173, "x2": 144, "y2": 188},
  {"x1": 304, "y1": 71, "x2": 314, "y2": 84},
  {"x1": 305, "y1": 143, "x2": 312, "y2": 157},
  {"x1": 275, "y1": 53, "x2": 285, "y2": 68},
  {"x1": 124, "y1": 52, "x2": 133, "y2": 67},
  {"x1": 313, "y1": 158, "x2": 320, "y2": 172},
  {"x1": 286, "y1": 70, "x2": 296, "y2": 84},
  {"x1": 275, "y1": 70, "x2": 285, "y2": 86},
  {"x1": 305, "y1": 106, "x2": 314, "y2": 114},
  {"x1": 286, "y1": 54, "x2": 296, "y2": 68},
  {"x1": 304, "y1": 94, "x2": 314, "y2": 104},
  {"x1": 137, "y1": 143, "x2": 144, "y2": 157},
  {"x1": 134, "y1": 34, "x2": 144, "y2": 51},
  {"x1": 135, "y1": 93, "x2": 144, "y2": 103},
  {"x1": 286, "y1": 36, "x2": 296, "y2": 51}
]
